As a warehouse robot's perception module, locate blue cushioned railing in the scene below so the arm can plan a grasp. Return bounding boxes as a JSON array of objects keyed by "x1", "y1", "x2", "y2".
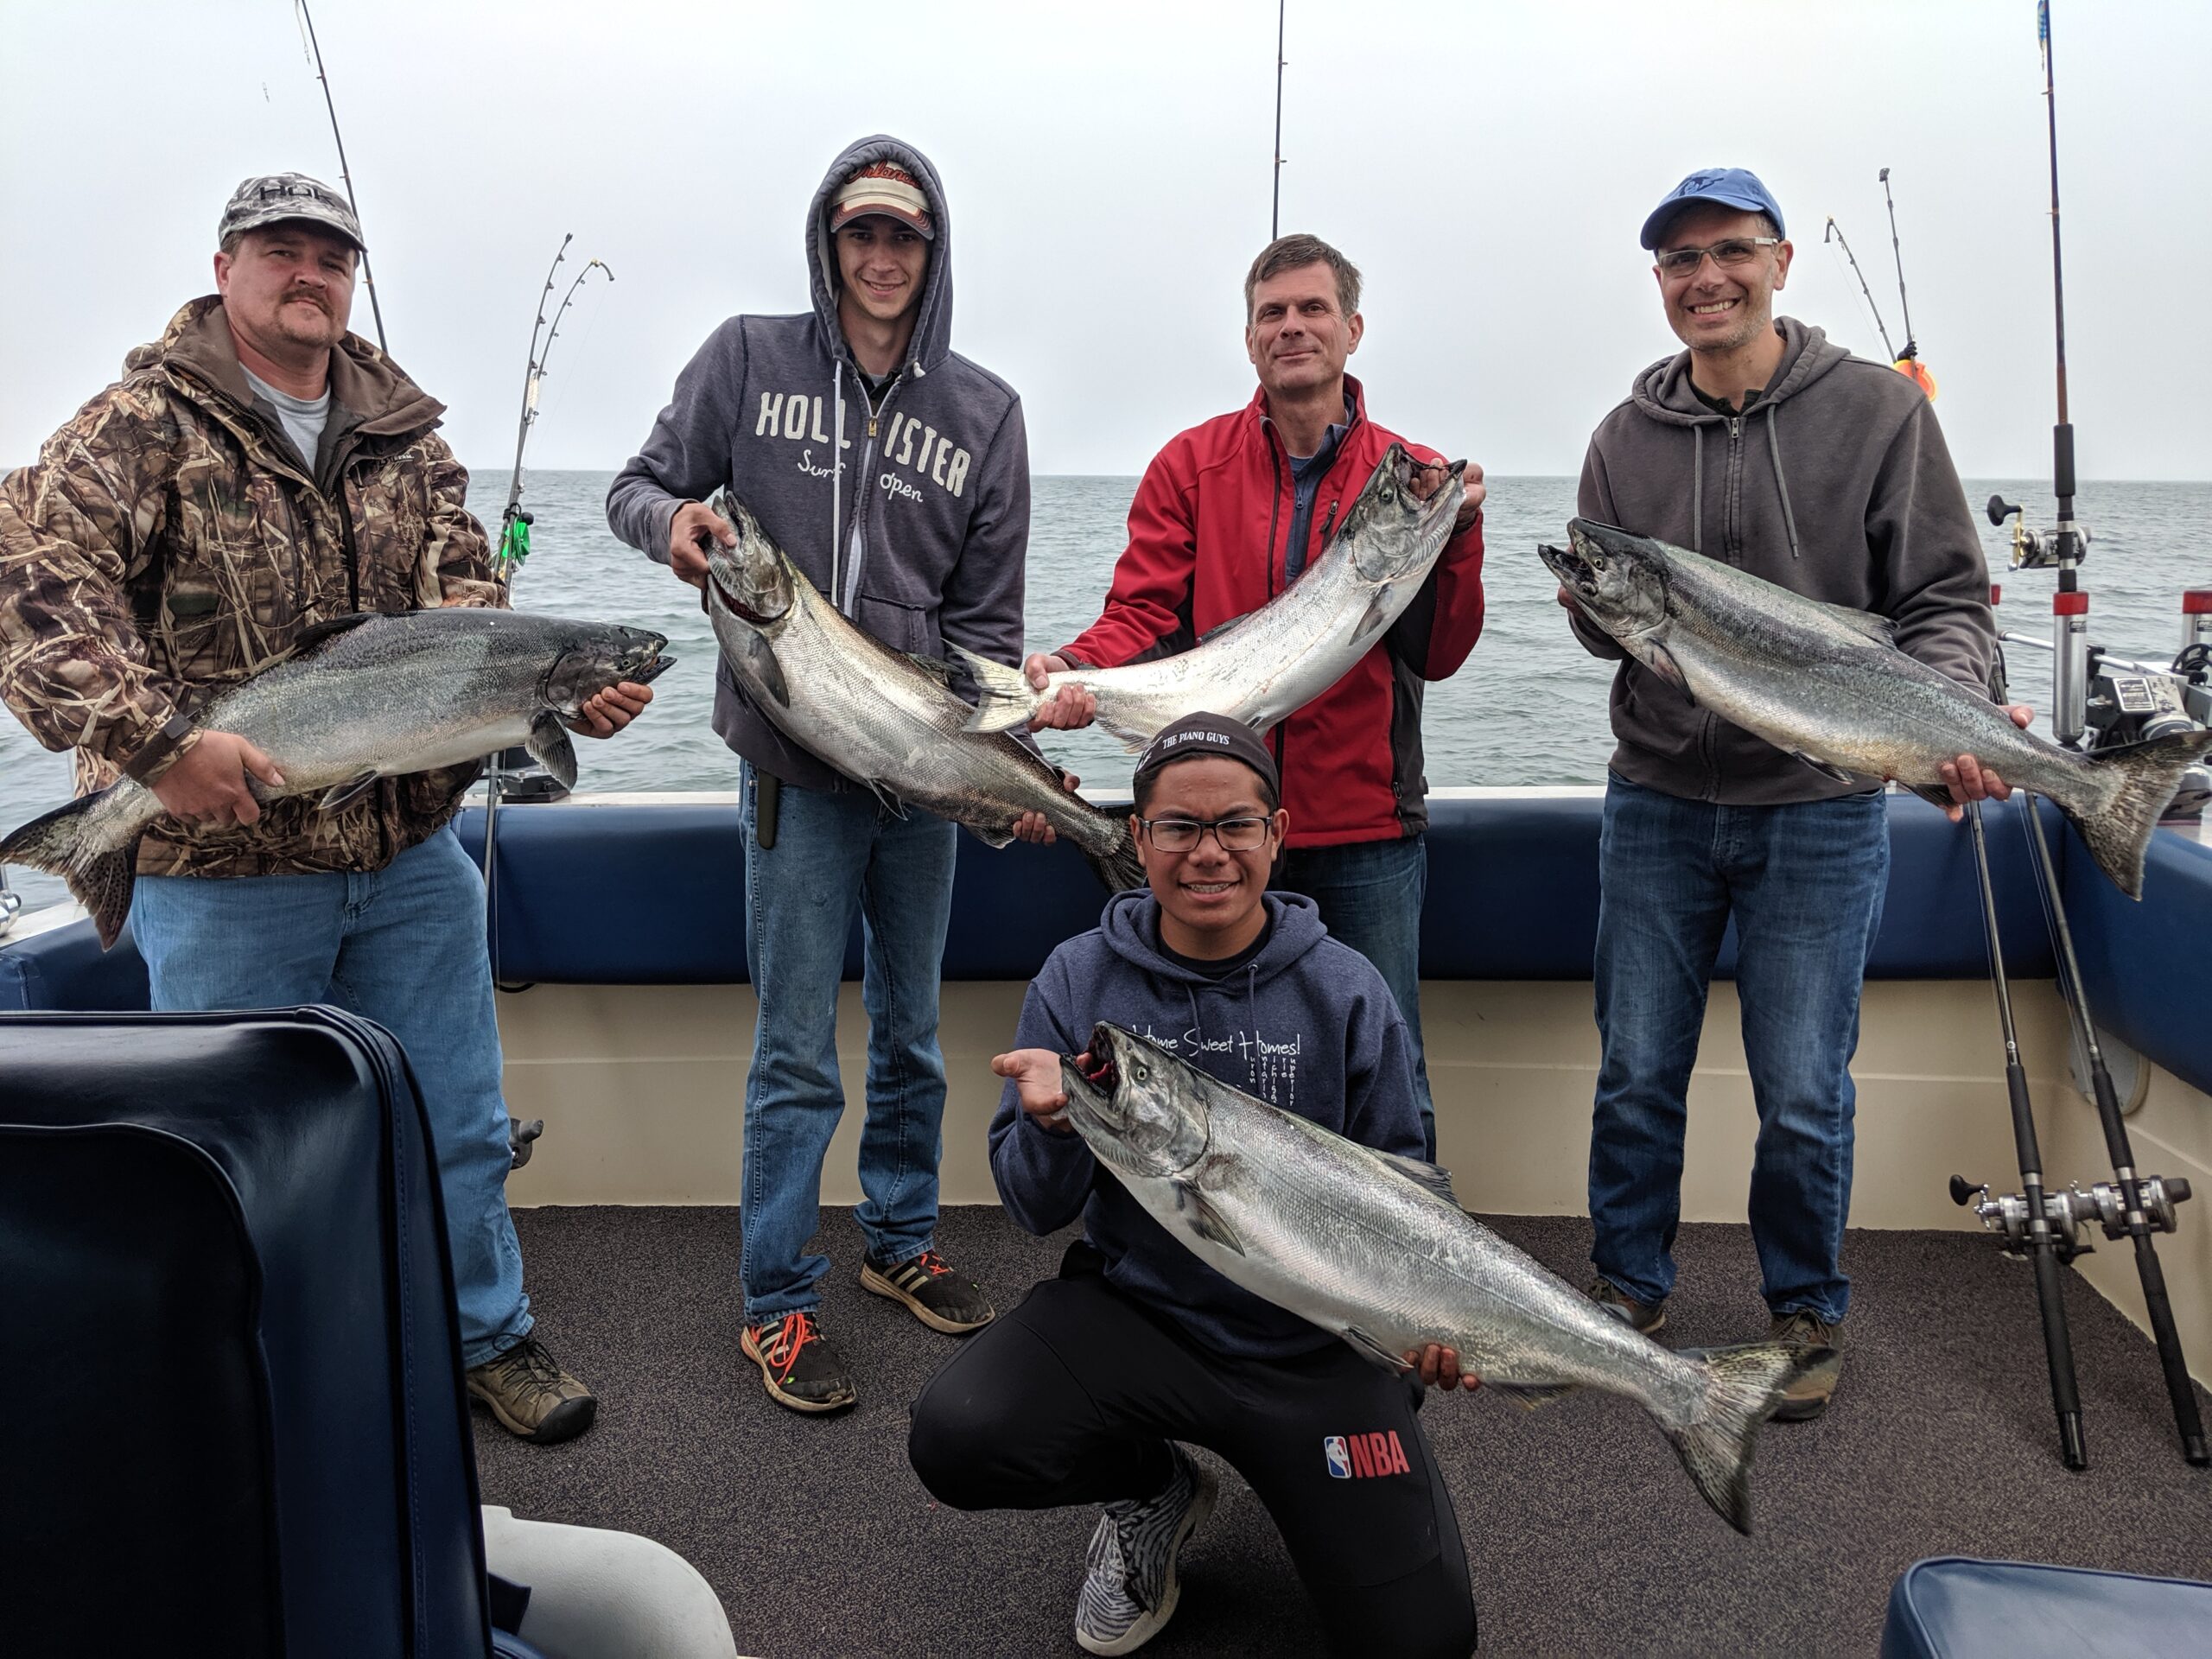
[{"x1": 3, "y1": 791, "x2": 2202, "y2": 1099}]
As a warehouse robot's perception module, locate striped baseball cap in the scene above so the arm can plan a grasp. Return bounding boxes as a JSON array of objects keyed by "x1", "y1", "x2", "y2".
[{"x1": 830, "y1": 160, "x2": 934, "y2": 240}]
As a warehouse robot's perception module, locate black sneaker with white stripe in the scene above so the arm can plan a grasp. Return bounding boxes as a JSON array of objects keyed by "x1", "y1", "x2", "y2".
[
  {"x1": 1074, "y1": 1443, "x2": 1218, "y2": 1656},
  {"x1": 859, "y1": 1247, "x2": 995, "y2": 1334}
]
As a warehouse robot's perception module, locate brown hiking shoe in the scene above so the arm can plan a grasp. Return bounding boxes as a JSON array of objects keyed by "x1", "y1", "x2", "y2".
[
  {"x1": 1587, "y1": 1277, "x2": 1666, "y2": 1335},
  {"x1": 1766, "y1": 1310, "x2": 1844, "y2": 1422},
  {"x1": 742, "y1": 1311, "x2": 857, "y2": 1414},
  {"x1": 860, "y1": 1248, "x2": 997, "y2": 1335},
  {"x1": 467, "y1": 1335, "x2": 598, "y2": 1444}
]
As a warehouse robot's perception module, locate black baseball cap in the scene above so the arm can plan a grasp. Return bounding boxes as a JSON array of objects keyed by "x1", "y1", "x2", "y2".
[{"x1": 1132, "y1": 713, "x2": 1281, "y2": 805}]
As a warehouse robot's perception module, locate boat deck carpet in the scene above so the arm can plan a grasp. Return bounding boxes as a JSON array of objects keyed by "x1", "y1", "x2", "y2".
[{"x1": 476, "y1": 1206, "x2": 2212, "y2": 1657}]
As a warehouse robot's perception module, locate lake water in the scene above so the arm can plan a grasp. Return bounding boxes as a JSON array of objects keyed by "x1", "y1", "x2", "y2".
[{"x1": 4, "y1": 469, "x2": 2209, "y2": 913}]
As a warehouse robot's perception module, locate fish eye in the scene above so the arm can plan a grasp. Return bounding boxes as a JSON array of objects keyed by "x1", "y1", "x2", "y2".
[{"x1": 1132, "y1": 1064, "x2": 1149, "y2": 1084}]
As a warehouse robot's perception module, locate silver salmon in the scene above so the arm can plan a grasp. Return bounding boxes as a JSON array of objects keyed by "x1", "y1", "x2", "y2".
[
  {"x1": 703, "y1": 495, "x2": 1144, "y2": 891},
  {"x1": 957, "y1": 445, "x2": 1465, "y2": 747},
  {"x1": 1541, "y1": 518, "x2": 2212, "y2": 898},
  {"x1": 1058, "y1": 1021, "x2": 1828, "y2": 1535},
  {"x1": 1, "y1": 608, "x2": 671, "y2": 947}
]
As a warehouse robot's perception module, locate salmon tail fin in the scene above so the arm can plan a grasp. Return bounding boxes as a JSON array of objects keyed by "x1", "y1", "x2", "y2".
[
  {"x1": 948, "y1": 644, "x2": 1043, "y2": 734},
  {"x1": 2071, "y1": 729, "x2": 2212, "y2": 899},
  {"x1": 0, "y1": 789, "x2": 141, "y2": 949},
  {"x1": 1665, "y1": 1342, "x2": 1831, "y2": 1536},
  {"x1": 1082, "y1": 824, "x2": 1147, "y2": 893}
]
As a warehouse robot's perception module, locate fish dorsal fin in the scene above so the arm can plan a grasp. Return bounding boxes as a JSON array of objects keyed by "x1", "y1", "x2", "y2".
[
  {"x1": 286, "y1": 612, "x2": 379, "y2": 660},
  {"x1": 1198, "y1": 612, "x2": 1254, "y2": 645},
  {"x1": 1173, "y1": 1180, "x2": 1245, "y2": 1255},
  {"x1": 526, "y1": 712, "x2": 577, "y2": 789},
  {"x1": 1374, "y1": 1149, "x2": 1460, "y2": 1208},
  {"x1": 1340, "y1": 1325, "x2": 1414, "y2": 1374},
  {"x1": 1815, "y1": 600, "x2": 1898, "y2": 644}
]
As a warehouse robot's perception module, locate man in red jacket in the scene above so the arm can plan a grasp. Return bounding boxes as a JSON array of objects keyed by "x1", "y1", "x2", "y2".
[{"x1": 1026, "y1": 233, "x2": 1486, "y2": 1157}]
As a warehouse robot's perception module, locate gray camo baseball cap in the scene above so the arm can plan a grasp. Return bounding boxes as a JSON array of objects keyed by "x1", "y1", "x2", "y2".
[{"x1": 218, "y1": 172, "x2": 365, "y2": 252}]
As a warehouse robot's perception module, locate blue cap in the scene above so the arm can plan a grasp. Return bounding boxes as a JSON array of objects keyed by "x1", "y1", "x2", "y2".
[{"x1": 1639, "y1": 168, "x2": 1785, "y2": 250}]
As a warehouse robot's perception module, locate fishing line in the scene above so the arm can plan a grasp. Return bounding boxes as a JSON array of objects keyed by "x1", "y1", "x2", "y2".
[{"x1": 293, "y1": 0, "x2": 385, "y2": 353}]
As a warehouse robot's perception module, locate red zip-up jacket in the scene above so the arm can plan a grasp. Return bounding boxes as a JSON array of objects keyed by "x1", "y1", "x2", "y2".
[{"x1": 1062, "y1": 378, "x2": 1484, "y2": 848}]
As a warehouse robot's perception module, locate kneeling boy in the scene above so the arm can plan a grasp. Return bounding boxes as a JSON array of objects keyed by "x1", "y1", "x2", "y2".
[{"x1": 906, "y1": 714, "x2": 1478, "y2": 1658}]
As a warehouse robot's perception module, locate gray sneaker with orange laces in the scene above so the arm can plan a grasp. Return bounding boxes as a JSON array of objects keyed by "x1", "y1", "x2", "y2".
[{"x1": 860, "y1": 1248, "x2": 996, "y2": 1335}]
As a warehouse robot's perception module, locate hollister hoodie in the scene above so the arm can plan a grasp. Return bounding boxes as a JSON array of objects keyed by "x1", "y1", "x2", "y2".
[
  {"x1": 1573, "y1": 316, "x2": 1995, "y2": 805},
  {"x1": 988, "y1": 890, "x2": 1425, "y2": 1360},
  {"x1": 606, "y1": 136, "x2": 1031, "y2": 791}
]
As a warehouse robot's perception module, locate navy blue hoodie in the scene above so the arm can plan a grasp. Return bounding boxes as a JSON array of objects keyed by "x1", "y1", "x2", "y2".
[
  {"x1": 989, "y1": 890, "x2": 1425, "y2": 1359},
  {"x1": 605, "y1": 136, "x2": 1032, "y2": 791}
]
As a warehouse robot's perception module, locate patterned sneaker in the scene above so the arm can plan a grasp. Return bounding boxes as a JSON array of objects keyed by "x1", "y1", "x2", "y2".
[
  {"x1": 859, "y1": 1248, "x2": 997, "y2": 1335},
  {"x1": 1074, "y1": 1444, "x2": 1218, "y2": 1656},
  {"x1": 1587, "y1": 1277, "x2": 1667, "y2": 1335},
  {"x1": 741, "y1": 1311, "x2": 857, "y2": 1414},
  {"x1": 467, "y1": 1335, "x2": 598, "y2": 1445},
  {"x1": 1766, "y1": 1309, "x2": 1844, "y2": 1423}
]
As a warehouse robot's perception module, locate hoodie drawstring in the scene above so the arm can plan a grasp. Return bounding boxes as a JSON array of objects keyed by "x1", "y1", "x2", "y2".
[
  {"x1": 1764, "y1": 404, "x2": 1803, "y2": 561},
  {"x1": 830, "y1": 368, "x2": 845, "y2": 613},
  {"x1": 1690, "y1": 425, "x2": 1705, "y2": 553}
]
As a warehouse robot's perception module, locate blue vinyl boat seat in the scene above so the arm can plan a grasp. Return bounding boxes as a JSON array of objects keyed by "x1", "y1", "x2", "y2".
[
  {"x1": 1881, "y1": 1556, "x2": 2212, "y2": 1658},
  {"x1": 0, "y1": 1007, "x2": 543, "y2": 1659},
  {"x1": 5, "y1": 792, "x2": 2207, "y2": 1096}
]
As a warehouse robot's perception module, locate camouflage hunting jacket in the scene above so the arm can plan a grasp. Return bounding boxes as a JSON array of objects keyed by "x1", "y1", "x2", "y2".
[{"x1": 0, "y1": 296, "x2": 502, "y2": 880}]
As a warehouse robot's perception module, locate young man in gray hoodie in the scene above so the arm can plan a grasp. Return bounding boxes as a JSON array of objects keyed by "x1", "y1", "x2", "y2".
[
  {"x1": 910, "y1": 714, "x2": 1478, "y2": 1658},
  {"x1": 607, "y1": 137, "x2": 1029, "y2": 1413},
  {"x1": 1561, "y1": 168, "x2": 2027, "y2": 1421}
]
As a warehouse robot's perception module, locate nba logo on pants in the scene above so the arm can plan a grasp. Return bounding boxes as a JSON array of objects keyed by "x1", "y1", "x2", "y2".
[{"x1": 1323, "y1": 1436, "x2": 1352, "y2": 1479}]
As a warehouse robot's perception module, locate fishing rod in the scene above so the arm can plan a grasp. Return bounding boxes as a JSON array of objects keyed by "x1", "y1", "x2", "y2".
[
  {"x1": 294, "y1": 0, "x2": 385, "y2": 353},
  {"x1": 1821, "y1": 216, "x2": 1897, "y2": 364},
  {"x1": 1270, "y1": 0, "x2": 1287, "y2": 238},
  {"x1": 1989, "y1": 0, "x2": 2092, "y2": 745},
  {"x1": 2014, "y1": 797, "x2": 2207, "y2": 1465},
  {"x1": 494, "y1": 233, "x2": 615, "y2": 583},
  {"x1": 1878, "y1": 168, "x2": 1917, "y2": 363},
  {"x1": 1949, "y1": 799, "x2": 2088, "y2": 1471},
  {"x1": 483, "y1": 235, "x2": 615, "y2": 994}
]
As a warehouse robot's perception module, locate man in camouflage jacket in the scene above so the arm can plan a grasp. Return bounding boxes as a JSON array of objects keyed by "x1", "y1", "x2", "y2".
[{"x1": 0, "y1": 173, "x2": 648, "y2": 1444}]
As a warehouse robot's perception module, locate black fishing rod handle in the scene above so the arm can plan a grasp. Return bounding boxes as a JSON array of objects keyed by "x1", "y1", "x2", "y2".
[
  {"x1": 2088, "y1": 1062, "x2": 2137, "y2": 1173},
  {"x1": 2029, "y1": 1242, "x2": 2089, "y2": 1471},
  {"x1": 2004, "y1": 1063, "x2": 2047, "y2": 1176},
  {"x1": 2128, "y1": 1233, "x2": 2211, "y2": 1465}
]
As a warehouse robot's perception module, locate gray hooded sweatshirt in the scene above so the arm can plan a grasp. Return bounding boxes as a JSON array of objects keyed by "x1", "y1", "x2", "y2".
[
  {"x1": 606, "y1": 136, "x2": 1031, "y2": 791},
  {"x1": 1573, "y1": 316, "x2": 1995, "y2": 805}
]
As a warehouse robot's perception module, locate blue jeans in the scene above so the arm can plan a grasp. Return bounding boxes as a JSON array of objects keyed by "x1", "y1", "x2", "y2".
[
  {"x1": 130, "y1": 827, "x2": 532, "y2": 1369},
  {"x1": 1277, "y1": 834, "x2": 1433, "y2": 1159},
  {"x1": 740, "y1": 764, "x2": 957, "y2": 1323},
  {"x1": 1589, "y1": 776, "x2": 1888, "y2": 1325}
]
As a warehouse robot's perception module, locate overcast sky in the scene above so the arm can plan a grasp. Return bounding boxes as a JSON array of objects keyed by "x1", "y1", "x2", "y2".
[{"x1": 5, "y1": 1, "x2": 2206, "y2": 481}]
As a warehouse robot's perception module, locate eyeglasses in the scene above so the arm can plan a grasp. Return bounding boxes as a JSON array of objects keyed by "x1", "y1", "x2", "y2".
[
  {"x1": 1655, "y1": 237, "x2": 1780, "y2": 276},
  {"x1": 1135, "y1": 814, "x2": 1274, "y2": 853}
]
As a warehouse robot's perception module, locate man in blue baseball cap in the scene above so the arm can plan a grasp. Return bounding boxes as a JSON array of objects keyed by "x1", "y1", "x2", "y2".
[{"x1": 1552, "y1": 167, "x2": 2024, "y2": 1423}]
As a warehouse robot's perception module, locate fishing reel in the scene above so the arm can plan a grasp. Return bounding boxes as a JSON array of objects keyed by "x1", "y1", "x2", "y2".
[
  {"x1": 1949, "y1": 1173, "x2": 2194, "y2": 1260},
  {"x1": 1987, "y1": 495, "x2": 2090, "y2": 570}
]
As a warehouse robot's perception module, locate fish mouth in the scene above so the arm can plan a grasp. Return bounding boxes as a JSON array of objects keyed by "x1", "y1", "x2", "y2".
[
  {"x1": 706, "y1": 563, "x2": 775, "y2": 627},
  {"x1": 1538, "y1": 538, "x2": 1599, "y2": 600}
]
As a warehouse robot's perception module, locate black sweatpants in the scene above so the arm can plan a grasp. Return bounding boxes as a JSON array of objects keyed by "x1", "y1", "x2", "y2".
[{"x1": 908, "y1": 1250, "x2": 1476, "y2": 1657}]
